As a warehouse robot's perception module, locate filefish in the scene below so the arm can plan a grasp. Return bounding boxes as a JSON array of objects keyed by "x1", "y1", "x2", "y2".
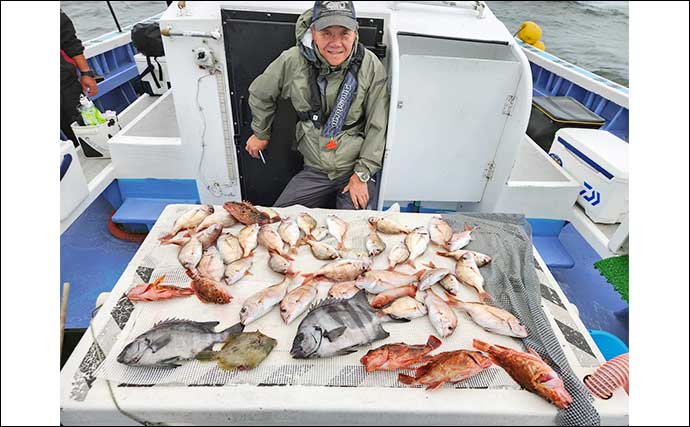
[
  {"x1": 423, "y1": 290, "x2": 458, "y2": 338},
  {"x1": 178, "y1": 235, "x2": 202, "y2": 270},
  {"x1": 366, "y1": 225, "x2": 386, "y2": 257},
  {"x1": 473, "y1": 339, "x2": 573, "y2": 409},
  {"x1": 195, "y1": 210, "x2": 236, "y2": 232},
  {"x1": 258, "y1": 224, "x2": 288, "y2": 256},
  {"x1": 223, "y1": 201, "x2": 274, "y2": 225},
  {"x1": 240, "y1": 277, "x2": 290, "y2": 325},
  {"x1": 297, "y1": 212, "x2": 317, "y2": 237},
  {"x1": 387, "y1": 241, "x2": 411, "y2": 270},
  {"x1": 455, "y1": 251, "x2": 493, "y2": 302},
  {"x1": 187, "y1": 269, "x2": 233, "y2": 304},
  {"x1": 305, "y1": 240, "x2": 340, "y2": 261},
  {"x1": 405, "y1": 226, "x2": 430, "y2": 265},
  {"x1": 159, "y1": 205, "x2": 214, "y2": 241},
  {"x1": 381, "y1": 296, "x2": 428, "y2": 320},
  {"x1": 224, "y1": 258, "x2": 253, "y2": 285},
  {"x1": 428, "y1": 215, "x2": 452, "y2": 248},
  {"x1": 326, "y1": 215, "x2": 348, "y2": 249},
  {"x1": 268, "y1": 251, "x2": 298, "y2": 277},
  {"x1": 310, "y1": 226, "x2": 329, "y2": 241},
  {"x1": 197, "y1": 246, "x2": 225, "y2": 282},
  {"x1": 445, "y1": 293, "x2": 528, "y2": 338},
  {"x1": 368, "y1": 216, "x2": 413, "y2": 234},
  {"x1": 291, "y1": 290, "x2": 407, "y2": 359},
  {"x1": 361, "y1": 335, "x2": 442, "y2": 373},
  {"x1": 327, "y1": 281, "x2": 359, "y2": 299},
  {"x1": 278, "y1": 217, "x2": 301, "y2": 254},
  {"x1": 437, "y1": 249, "x2": 492, "y2": 267},
  {"x1": 280, "y1": 280, "x2": 319, "y2": 324},
  {"x1": 196, "y1": 331, "x2": 276, "y2": 371},
  {"x1": 370, "y1": 285, "x2": 418, "y2": 308},
  {"x1": 398, "y1": 350, "x2": 492, "y2": 391},
  {"x1": 303, "y1": 259, "x2": 371, "y2": 283},
  {"x1": 117, "y1": 318, "x2": 244, "y2": 368},
  {"x1": 127, "y1": 275, "x2": 194, "y2": 302},
  {"x1": 446, "y1": 223, "x2": 478, "y2": 252},
  {"x1": 217, "y1": 233, "x2": 243, "y2": 265},
  {"x1": 238, "y1": 224, "x2": 259, "y2": 258}
]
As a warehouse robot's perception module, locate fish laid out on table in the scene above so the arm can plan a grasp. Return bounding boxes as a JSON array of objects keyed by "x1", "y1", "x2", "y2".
[
  {"x1": 196, "y1": 331, "x2": 276, "y2": 371},
  {"x1": 361, "y1": 335, "x2": 442, "y2": 373},
  {"x1": 398, "y1": 349, "x2": 493, "y2": 390},
  {"x1": 159, "y1": 205, "x2": 214, "y2": 241},
  {"x1": 223, "y1": 201, "x2": 277, "y2": 225},
  {"x1": 127, "y1": 275, "x2": 194, "y2": 302},
  {"x1": 326, "y1": 215, "x2": 348, "y2": 249}
]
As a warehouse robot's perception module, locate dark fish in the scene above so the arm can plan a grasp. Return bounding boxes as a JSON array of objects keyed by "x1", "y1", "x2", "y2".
[{"x1": 196, "y1": 331, "x2": 277, "y2": 371}]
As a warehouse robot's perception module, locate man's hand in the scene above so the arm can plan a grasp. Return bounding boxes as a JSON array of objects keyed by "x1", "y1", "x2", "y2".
[
  {"x1": 245, "y1": 134, "x2": 269, "y2": 159},
  {"x1": 80, "y1": 76, "x2": 98, "y2": 97},
  {"x1": 342, "y1": 173, "x2": 369, "y2": 209}
]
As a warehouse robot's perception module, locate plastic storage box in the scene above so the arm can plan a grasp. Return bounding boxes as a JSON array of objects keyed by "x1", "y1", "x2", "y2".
[
  {"x1": 527, "y1": 96, "x2": 605, "y2": 152},
  {"x1": 549, "y1": 128, "x2": 628, "y2": 224},
  {"x1": 70, "y1": 118, "x2": 121, "y2": 158}
]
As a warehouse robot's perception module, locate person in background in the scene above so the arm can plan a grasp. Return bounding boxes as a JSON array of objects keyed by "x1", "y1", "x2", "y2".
[{"x1": 60, "y1": 9, "x2": 99, "y2": 146}]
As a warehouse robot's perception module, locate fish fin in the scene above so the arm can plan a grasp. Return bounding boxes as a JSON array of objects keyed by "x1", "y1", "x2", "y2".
[
  {"x1": 157, "y1": 356, "x2": 182, "y2": 368},
  {"x1": 414, "y1": 269, "x2": 427, "y2": 281},
  {"x1": 324, "y1": 326, "x2": 347, "y2": 342},
  {"x1": 245, "y1": 270, "x2": 253, "y2": 276},
  {"x1": 426, "y1": 381, "x2": 446, "y2": 391},
  {"x1": 426, "y1": 335, "x2": 442, "y2": 350},
  {"x1": 436, "y1": 251, "x2": 451, "y2": 258},
  {"x1": 442, "y1": 290, "x2": 464, "y2": 306},
  {"x1": 405, "y1": 260, "x2": 416, "y2": 269},
  {"x1": 384, "y1": 315, "x2": 411, "y2": 324},
  {"x1": 334, "y1": 346, "x2": 359, "y2": 356},
  {"x1": 423, "y1": 261, "x2": 437, "y2": 269},
  {"x1": 152, "y1": 275, "x2": 166, "y2": 286},
  {"x1": 158, "y1": 362, "x2": 183, "y2": 369},
  {"x1": 198, "y1": 321, "x2": 221, "y2": 331},
  {"x1": 479, "y1": 291, "x2": 493, "y2": 303},
  {"x1": 386, "y1": 265, "x2": 396, "y2": 271},
  {"x1": 398, "y1": 374, "x2": 416, "y2": 385},
  {"x1": 195, "y1": 351, "x2": 218, "y2": 361},
  {"x1": 464, "y1": 223, "x2": 478, "y2": 232},
  {"x1": 287, "y1": 269, "x2": 300, "y2": 279},
  {"x1": 149, "y1": 335, "x2": 173, "y2": 353},
  {"x1": 220, "y1": 322, "x2": 244, "y2": 336},
  {"x1": 472, "y1": 339, "x2": 491, "y2": 353}
]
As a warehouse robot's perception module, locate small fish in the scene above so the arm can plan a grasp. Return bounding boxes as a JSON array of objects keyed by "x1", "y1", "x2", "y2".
[
  {"x1": 455, "y1": 251, "x2": 493, "y2": 302},
  {"x1": 297, "y1": 212, "x2": 317, "y2": 237},
  {"x1": 398, "y1": 349, "x2": 492, "y2": 391},
  {"x1": 255, "y1": 206, "x2": 282, "y2": 223},
  {"x1": 187, "y1": 269, "x2": 233, "y2": 304},
  {"x1": 429, "y1": 215, "x2": 453, "y2": 248},
  {"x1": 197, "y1": 246, "x2": 225, "y2": 282},
  {"x1": 326, "y1": 215, "x2": 348, "y2": 249},
  {"x1": 423, "y1": 290, "x2": 458, "y2": 338},
  {"x1": 370, "y1": 285, "x2": 418, "y2": 308},
  {"x1": 278, "y1": 217, "x2": 301, "y2": 254},
  {"x1": 196, "y1": 331, "x2": 276, "y2": 371},
  {"x1": 268, "y1": 251, "x2": 298, "y2": 277},
  {"x1": 327, "y1": 281, "x2": 359, "y2": 299},
  {"x1": 310, "y1": 226, "x2": 329, "y2": 241},
  {"x1": 291, "y1": 290, "x2": 407, "y2": 359},
  {"x1": 368, "y1": 216, "x2": 412, "y2": 234},
  {"x1": 361, "y1": 335, "x2": 442, "y2": 373},
  {"x1": 238, "y1": 224, "x2": 259, "y2": 258},
  {"x1": 387, "y1": 241, "x2": 411, "y2": 270},
  {"x1": 306, "y1": 240, "x2": 341, "y2": 261},
  {"x1": 355, "y1": 270, "x2": 424, "y2": 292},
  {"x1": 217, "y1": 233, "x2": 243, "y2": 265},
  {"x1": 159, "y1": 205, "x2": 214, "y2": 241},
  {"x1": 280, "y1": 280, "x2": 319, "y2": 324},
  {"x1": 446, "y1": 223, "x2": 478, "y2": 252},
  {"x1": 473, "y1": 339, "x2": 573, "y2": 409},
  {"x1": 338, "y1": 248, "x2": 370, "y2": 261},
  {"x1": 405, "y1": 226, "x2": 430, "y2": 264},
  {"x1": 195, "y1": 223, "x2": 224, "y2": 250},
  {"x1": 366, "y1": 225, "x2": 386, "y2": 257},
  {"x1": 258, "y1": 224, "x2": 288, "y2": 256},
  {"x1": 117, "y1": 319, "x2": 244, "y2": 368},
  {"x1": 445, "y1": 293, "x2": 528, "y2": 338},
  {"x1": 437, "y1": 249, "x2": 492, "y2": 267},
  {"x1": 418, "y1": 262, "x2": 451, "y2": 291},
  {"x1": 127, "y1": 275, "x2": 194, "y2": 302},
  {"x1": 439, "y1": 274, "x2": 462, "y2": 295},
  {"x1": 240, "y1": 277, "x2": 290, "y2": 325},
  {"x1": 223, "y1": 201, "x2": 273, "y2": 225},
  {"x1": 195, "y1": 210, "x2": 236, "y2": 232},
  {"x1": 303, "y1": 259, "x2": 371, "y2": 282},
  {"x1": 224, "y1": 258, "x2": 253, "y2": 285},
  {"x1": 357, "y1": 280, "x2": 404, "y2": 295},
  {"x1": 178, "y1": 236, "x2": 202, "y2": 270},
  {"x1": 381, "y1": 296, "x2": 428, "y2": 320}
]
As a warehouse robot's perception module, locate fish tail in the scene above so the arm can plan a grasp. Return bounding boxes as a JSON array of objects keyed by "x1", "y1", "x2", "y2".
[
  {"x1": 472, "y1": 339, "x2": 492, "y2": 353},
  {"x1": 397, "y1": 373, "x2": 416, "y2": 385},
  {"x1": 426, "y1": 335, "x2": 442, "y2": 350},
  {"x1": 479, "y1": 291, "x2": 493, "y2": 303},
  {"x1": 414, "y1": 269, "x2": 427, "y2": 281},
  {"x1": 386, "y1": 265, "x2": 395, "y2": 271},
  {"x1": 287, "y1": 269, "x2": 300, "y2": 279},
  {"x1": 185, "y1": 268, "x2": 199, "y2": 280},
  {"x1": 436, "y1": 250, "x2": 451, "y2": 258},
  {"x1": 219, "y1": 322, "x2": 245, "y2": 338}
]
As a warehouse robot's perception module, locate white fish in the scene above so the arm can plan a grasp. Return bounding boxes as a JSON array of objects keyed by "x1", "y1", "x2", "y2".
[
  {"x1": 387, "y1": 241, "x2": 411, "y2": 270},
  {"x1": 444, "y1": 293, "x2": 528, "y2": 338},
  {"x1": 255, "y1": 206, "x2": 282, "y2": 222},
  {"x1": 268, "y1": 252, "x2": 298, "y2": 277},
  {"x1": 418, "y1": 265, "x2": 452, "y2": 291},
  {"x1": 439, "y1": 274, "x2": 462, "y2": 295},
  {"x1": 297, "y1": 212, "x2": 317, "y2": 237},
  {"x1": 382, "y1": 296, "x2": 428, "y2": 320},
  {"x1": 224, "y1": 258, "x2": 253, "y2": 285},
  {"x1": 305, "y1": 259, "x2": 371, "y2": 282},
  {"x1": 258, "y1": 224, "x2": 288, "y2": 256},
  {"x1": 306, "y1": 240, "x2": 341, "y2": 261},
  {"x1": 178, "y1": 236, "x2": 202, "y2": 270},
  {"x1": 278, "y1": 217, "x2": 301, "y2": 254},
  {"x1": 437, "y1": 249, "x2": 492, "y2": 267},
  {"x1": 429, "y1": 215, "x2": 452, "y2": 247},
  {"x1": 217, "y1": 233, "x2": 243, "y2": 265},
  {"x1": 446, "y1": 223, "x2": 478, "y2": 252},
  {"x1": 405, "y1": 226, "x2": 430, "y2": 264},
  {"x1": 328, "y1": 281, "x2": 359, "y2": 299},
  {"x1": 196, "y1": 210, "x2": 237, "y2": 232},
  {"x1": 355, "y1": 280, "x2": 402, "y2": 295},
  {"x1": 280, "y1": 280, "x2": 319, "y2": 324},
  {"x1": 197, "y1": 246, "x2": 224, "y2": 282},
  {"x1": 356, "y1": 270, "x2": 423, "y2": 289},
  {"x1": 160, "y1": 205, "x2": 214, "y2": 240},
  {"x1": 326, "y1": 215, "x2": 348, "y2": 249},
  {"x1": 366, "y1": 226, "x2": 386, "y2": 257},
  {"x1": 368, "y1": 216, "x2": 412, "y2": 234},
  {"x1": 240, "y1": 277, "x2": 290, "y2": 325},
  {"x1": 238, "y1": 224, "x2": 259, "y2": 258},
  {"x1": 455, "y1": 252, "x2": 492, "y2": 303},
  {"x1": 423, "y1": 290, "x2": 458, "y2": 338},
  {"x1": 310, "y1": 226, "x2": 329, "y2": 241},
  {"x1": 338, "y1": 248, "x2": 370, "y2": 261}
]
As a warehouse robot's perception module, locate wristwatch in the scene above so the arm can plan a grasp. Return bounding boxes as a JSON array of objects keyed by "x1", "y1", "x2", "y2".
[
  {"x1": 80, "y1": 70, "x2": 95, "y2": 78},
  {"x1": 355, "y1": 171, "x2": 370, "y2": 183}
]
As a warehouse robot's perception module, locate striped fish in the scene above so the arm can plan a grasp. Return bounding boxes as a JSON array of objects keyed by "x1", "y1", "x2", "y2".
[{"x1": 290, "y1": 290, "x2": 407, "y2": 359}]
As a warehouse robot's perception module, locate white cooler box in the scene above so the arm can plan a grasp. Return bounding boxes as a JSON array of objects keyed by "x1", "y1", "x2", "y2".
[{"x1": 549, "y1": 128, "x2": 629, "y2": 224}]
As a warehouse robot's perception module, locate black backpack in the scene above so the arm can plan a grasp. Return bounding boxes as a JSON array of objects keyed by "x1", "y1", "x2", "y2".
[{"x1": 131, "y1": 22, "x2": 165, "y2": 93}]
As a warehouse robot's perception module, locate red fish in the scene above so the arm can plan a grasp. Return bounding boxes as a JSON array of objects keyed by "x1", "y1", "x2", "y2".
[
  {"x1": 398, "y1": 349, "x2": 492, "y2": 390},
  {"x1": 361, "y1": 335, "x2": 442, "y2": 373},
  {"x1": 223, "y1": 201, "x2": 274, "y2": 225},
  {"x1": 186, "y1": 269, "x2": 233, "y2": 304},
  {"x1": 370, "y1": 285, "x2": 418, "y2": 308},
  {"x1": 127, "y1": 275, "x2": 194, "y2": 302},
  {"x1": 473, "y1": 339, "x2": 573, "y2": 409}
]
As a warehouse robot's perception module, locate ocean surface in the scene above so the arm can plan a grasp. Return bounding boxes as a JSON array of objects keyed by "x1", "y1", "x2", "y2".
[{"x1": 60, "y1": 1, "x2": 628, "y2": 86}]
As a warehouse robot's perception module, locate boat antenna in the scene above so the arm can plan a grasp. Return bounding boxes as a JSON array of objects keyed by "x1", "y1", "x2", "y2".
[{"x1": 106, "y1": 1, "x2": 123, "y2": 33}]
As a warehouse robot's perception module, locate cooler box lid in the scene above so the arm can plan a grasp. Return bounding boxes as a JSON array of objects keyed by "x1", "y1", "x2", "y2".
[
  {"x1": 555, "y1": 128, "x2": 629, "y2": 181},
  {"x1": 533, "y1": 96, "x2": 605, "y2": 125}
]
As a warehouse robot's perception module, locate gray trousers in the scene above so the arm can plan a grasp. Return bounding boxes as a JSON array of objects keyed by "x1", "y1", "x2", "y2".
[{"x1": 274, "y1": 167, "x2": 377, "y2": 210}]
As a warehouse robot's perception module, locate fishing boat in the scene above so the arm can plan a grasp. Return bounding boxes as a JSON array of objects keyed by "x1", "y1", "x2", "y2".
[{"x1": 60, "y1": 2, "x2": 629, "y2": 424}]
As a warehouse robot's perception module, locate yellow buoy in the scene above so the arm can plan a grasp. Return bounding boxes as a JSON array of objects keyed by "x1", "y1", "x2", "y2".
[
  {"x1": 532, "y1": 40, "x2": 545, "y2": 51},
  {"x1": 517, "y1": 21, "x2": 542, "y2": 45}
]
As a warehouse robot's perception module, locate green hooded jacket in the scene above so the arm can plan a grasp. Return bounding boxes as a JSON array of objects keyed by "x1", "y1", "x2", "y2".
[{"x1": 248, "y1": 9, "x2": 389, "y2": 180}]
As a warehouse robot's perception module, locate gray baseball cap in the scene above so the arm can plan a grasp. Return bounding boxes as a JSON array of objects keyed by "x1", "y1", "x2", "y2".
[{"x1": 312, "y1": 1, "x2": 358, "y2": 31}]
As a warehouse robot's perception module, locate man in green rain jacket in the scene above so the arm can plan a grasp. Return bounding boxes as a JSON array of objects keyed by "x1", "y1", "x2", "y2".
[{"x1": 245, "y1": 1, "x2": 389, "y2": 209}]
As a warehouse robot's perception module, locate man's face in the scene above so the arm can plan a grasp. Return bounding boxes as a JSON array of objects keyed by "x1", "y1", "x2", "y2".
[{"x1": 311, "y1": 25, "x2": 356, "y2": 66}]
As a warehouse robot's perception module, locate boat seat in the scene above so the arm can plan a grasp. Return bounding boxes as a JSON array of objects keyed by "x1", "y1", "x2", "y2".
[{"x1": 112, "y1": 197, "x2": 198, "y2": 231}]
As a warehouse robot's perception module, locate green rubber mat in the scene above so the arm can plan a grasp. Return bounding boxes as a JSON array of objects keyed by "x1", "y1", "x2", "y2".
[{"x1": 594, "y1": 255, "x2": 629, "y2": 303}]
